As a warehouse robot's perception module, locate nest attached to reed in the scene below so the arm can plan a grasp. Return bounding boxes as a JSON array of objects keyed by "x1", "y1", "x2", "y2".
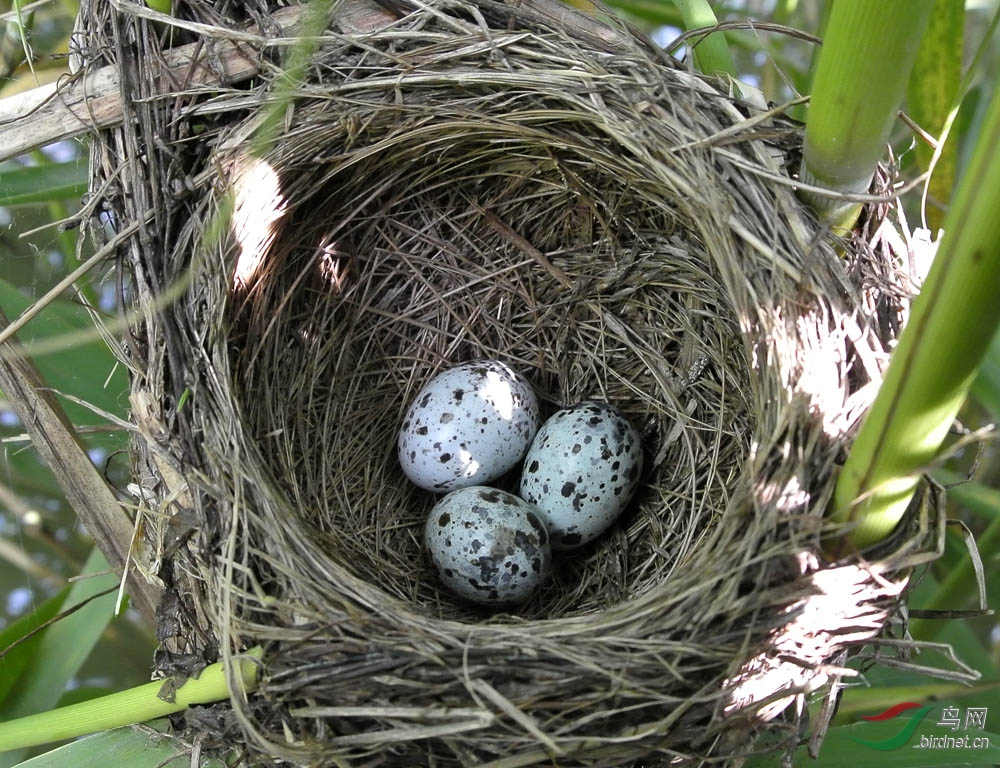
[{"x1": 79, "y1": 0, "x2": 936, "y2": 764}]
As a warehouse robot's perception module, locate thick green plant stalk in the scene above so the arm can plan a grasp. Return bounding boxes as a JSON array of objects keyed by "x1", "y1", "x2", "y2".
[
  {"x1": 671, "y1": 0, "x2": 735, "y2": 78},
  {"x1": 0, "y1": 648, "x2": 262, "y2": 752},
  {"x1": 801, "y1": 0, "x2": 935, "y2": 230},
  {"x1": 830, "y1": 83, "x2": 1000, "y2": 550}
]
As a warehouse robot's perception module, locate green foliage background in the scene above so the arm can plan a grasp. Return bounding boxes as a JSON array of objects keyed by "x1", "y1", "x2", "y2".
[{"x1": 0, "y1": 0, "x2": 998, "y2": 765}]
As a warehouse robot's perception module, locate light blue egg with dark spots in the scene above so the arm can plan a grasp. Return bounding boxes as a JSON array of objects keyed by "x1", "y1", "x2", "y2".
[
  {"x1": 520, "y1": 402, "x2": 642, "y2": 550},
  {"x1": 398, "y1": 360, "x2": 539, "y2": 492},
  {"x1": 424, "y1": 486, "x2": 552, "y2": 604}
]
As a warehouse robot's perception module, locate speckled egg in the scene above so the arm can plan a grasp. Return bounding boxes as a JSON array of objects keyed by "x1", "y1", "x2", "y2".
[
  {"x1": 520, "y1": 401, "x2": 643, "y2": 550},
  {"x1": 398, "y1": 360, "x2": 540, "y2": 492},
  {"x1": 424, "y1": 486, "x2": 552, "y2": 605}
]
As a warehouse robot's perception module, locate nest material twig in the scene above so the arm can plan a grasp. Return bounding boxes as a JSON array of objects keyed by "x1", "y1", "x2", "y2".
[{"x1": 74, "y1": 0, "x2": 946, "y2": 764}]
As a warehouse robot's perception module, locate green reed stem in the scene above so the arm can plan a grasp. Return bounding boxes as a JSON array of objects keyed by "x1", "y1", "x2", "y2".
[
  {"x1": 801, "y1": 0, "x2": 935, "y2": 230},
  {"x1": 830, "y1": 84, "x2": 1000, "y2": 550},
  {"x1": 0, "y1": 648, "x2": 262, "y2": 752},
  {"x1": 671, "y1": 0, "x2": 735, "y2": 78}
]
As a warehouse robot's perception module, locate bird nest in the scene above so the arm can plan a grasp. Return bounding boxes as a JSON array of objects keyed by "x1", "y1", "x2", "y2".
[{"x1": 78, "y1": 0, "x2": 937, "y2": 764}]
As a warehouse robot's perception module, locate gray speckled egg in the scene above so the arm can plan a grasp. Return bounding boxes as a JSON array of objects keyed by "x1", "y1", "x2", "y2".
[
  {"x1": 520, "y1": 401, "x2": 642, "y2": 550},
  {"x1": 398, "y1": 360, "x2": 540, "y2": 492},
  {"x1": 424, "y1": 486, "x2": 552, "y2": 605}
]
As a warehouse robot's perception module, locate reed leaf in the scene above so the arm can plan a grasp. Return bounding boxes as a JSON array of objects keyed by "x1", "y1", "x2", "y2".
[{"x1": 907, "y1": 0, "x2": 965, "y2": 232}]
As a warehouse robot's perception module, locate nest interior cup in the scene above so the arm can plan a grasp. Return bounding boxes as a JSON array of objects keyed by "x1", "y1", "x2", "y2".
[
  {"x1": 81, "y1": 0, "x2": 921, "y2": 764},
  {"x1": 226, "y1": 82, "x2": 757, "y2": 620}
]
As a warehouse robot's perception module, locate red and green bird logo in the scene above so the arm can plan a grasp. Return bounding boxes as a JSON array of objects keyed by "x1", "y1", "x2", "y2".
[{"x1": 848, "y1": 702, "x2": 936, "y2": 750}]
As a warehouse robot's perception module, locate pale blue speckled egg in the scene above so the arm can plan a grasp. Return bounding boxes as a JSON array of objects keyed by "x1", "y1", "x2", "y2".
[
  {"x1": 520, "y1": 401, "x2": 642, "y2": 550},
  {"x1": 424, "y1": 486, "x2": 552, "y2": 604},
  {"x1": 398, "y1": 360, "x2": 539, "y2": 492}
]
